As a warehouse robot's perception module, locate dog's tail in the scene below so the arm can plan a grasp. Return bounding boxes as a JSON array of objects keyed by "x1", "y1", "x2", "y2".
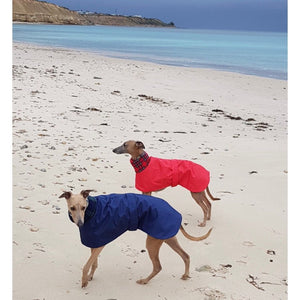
[
  {"x1": 180, "y1": 225, "x2": 212, "y2": 241},
  {"x1": 205, "y1": 186, "x2": 221, "y2": 201}
]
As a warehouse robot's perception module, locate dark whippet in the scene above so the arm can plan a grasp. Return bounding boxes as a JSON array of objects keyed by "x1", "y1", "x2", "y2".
[{"x1": 60, "y1": 190, "x2": 212, "y2": 287}]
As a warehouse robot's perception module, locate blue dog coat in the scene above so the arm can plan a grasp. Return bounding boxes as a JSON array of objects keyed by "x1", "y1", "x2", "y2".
[{"x1": 69, "y1": 193, "x2": 182, "y2": 248}]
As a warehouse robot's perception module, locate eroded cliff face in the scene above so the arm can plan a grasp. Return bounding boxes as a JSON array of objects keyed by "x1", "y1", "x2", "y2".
[
  {"x1": 13, "y1": 0, "x2": 92, "y2": 25},
  {"x1": 13, "y1": 0, "x2": 175, "y2": 27}
]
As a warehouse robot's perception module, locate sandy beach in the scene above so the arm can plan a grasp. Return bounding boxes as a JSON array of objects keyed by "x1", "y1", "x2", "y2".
[{"x1": 12, "y1": 42, "x2": 287, "y2": 299}]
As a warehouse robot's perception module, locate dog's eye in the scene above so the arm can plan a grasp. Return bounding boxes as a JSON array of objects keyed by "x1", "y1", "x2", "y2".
[
  {"x1": 123, "y1": 142, "x2": 127, "y2": 147},
  {"x1": 81, "y1": 206, "x2": 86, "y2": 211},
  {"x1": 70, "y1": 206, "x2": 76, "y2": 211}
]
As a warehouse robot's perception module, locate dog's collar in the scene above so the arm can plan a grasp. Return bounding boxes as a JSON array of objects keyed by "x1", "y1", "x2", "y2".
[
  {"x1": 68, "y1": 196, "x2": 97, "y2": 224},
  {"x1": 130, "y1": 151, "x2": 151, "y2": 173}
]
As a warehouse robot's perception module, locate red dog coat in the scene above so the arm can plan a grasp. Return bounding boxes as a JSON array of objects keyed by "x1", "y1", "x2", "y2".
[{"x1": 130, "y1": 152, "x2": 210, "y2": 193}]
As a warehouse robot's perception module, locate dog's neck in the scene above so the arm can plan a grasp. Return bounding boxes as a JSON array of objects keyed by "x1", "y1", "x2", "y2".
[{"x1": 130, "y1": 151, "x2": 151, "y2": 173}]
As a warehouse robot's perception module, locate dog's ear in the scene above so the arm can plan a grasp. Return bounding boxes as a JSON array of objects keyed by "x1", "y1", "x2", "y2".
[
  {"x1": 59, "y1": 191, "x2": 72, "y2": 199},
  {"x1": 80, "y1": 190, "x2": 95, "y2": 199},
  {"x1": 135, "y1": 141, "x2": 145, "y2": 149}
]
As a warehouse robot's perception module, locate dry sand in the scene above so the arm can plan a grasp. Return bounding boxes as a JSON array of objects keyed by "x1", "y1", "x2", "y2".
[{"x1": 12, "y1": 42, "x2": 287, "y2": 299}]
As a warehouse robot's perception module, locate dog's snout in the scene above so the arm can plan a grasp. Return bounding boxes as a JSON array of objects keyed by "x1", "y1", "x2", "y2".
[
  {"x1": 76, "y1": 219, "x2": 84, "y2": 227},
  {"x1": 113, "y1": 145, "x2": 124, "y2": 154}
]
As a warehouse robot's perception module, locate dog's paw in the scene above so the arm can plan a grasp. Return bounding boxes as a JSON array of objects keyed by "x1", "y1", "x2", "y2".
[
  {"x1": 81, "y1": 278, "x2": 89, "y2": 288},
  {"x1": 136, "y1": 278, "x2": 149, "y2": 285},
  {"x1": 198, "y1": 221, "x2": 206, "y2": 227},
  {"x1": 181, "y1": 274, "x2": 191, "y2": 280}
]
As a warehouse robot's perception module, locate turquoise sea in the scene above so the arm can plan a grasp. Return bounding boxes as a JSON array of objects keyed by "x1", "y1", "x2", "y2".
[{"x1": 13, "y1": 23, "x2": 287, "y2": 80}]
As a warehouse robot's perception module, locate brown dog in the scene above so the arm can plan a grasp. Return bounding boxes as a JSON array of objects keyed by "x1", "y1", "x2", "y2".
[
  {"x1": 113, "y1": 140, "x2": 220, "y2": 227},
  {"x1": 60, "y1": 190, "x2": 212, "y2": 287}
]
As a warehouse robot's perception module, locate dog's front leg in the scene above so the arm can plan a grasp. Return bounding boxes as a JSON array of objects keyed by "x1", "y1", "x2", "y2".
[
  {"x1": 142, "y1": 192, "x2": 152, "y2": 196},
  {"x1": 87, "y1": 248, "x2": 99, "y2": 281},
  {"x1": 82, "y1": 246, "x2": 104, "y2": 288}
]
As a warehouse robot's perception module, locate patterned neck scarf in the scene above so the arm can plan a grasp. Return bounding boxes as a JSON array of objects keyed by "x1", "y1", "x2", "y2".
[{"x1": 130, "y1": 151, "x2": 151, "y2": 173}]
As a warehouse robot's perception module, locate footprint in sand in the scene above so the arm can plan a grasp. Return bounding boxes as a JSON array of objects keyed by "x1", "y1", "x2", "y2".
[{"x1": 193, "y1": 286, "x2": 226, "y2": 300}]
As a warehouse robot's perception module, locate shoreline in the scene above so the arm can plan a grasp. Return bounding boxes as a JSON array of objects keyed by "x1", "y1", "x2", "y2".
[
  {"x1": 13, "y1": 40, "x2": 287, "y2": 81},
  {"x1": 13, "y1": 42, "x2": 287, "y2": 299}
]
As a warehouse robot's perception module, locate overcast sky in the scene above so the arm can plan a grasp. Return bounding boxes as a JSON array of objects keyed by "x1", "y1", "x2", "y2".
[{"x1": 44, "y1": 0, "x2": 287, "y2": 31}]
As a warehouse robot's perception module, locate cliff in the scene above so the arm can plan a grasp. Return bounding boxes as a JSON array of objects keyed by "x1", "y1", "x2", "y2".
[
  {"x1": 13, "y1": 0, "x2": 92, "y2": 25},
  {"x1": 13, "y1": 0, "x2": 175, "y2": 27}
]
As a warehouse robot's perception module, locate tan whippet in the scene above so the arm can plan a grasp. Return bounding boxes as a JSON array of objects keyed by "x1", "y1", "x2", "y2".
[
  {"x1": 60, "y1": 190, "x2": 212, "y2": 287},
  {"x1": 113, "y1": 140, "x2": 220, "y2": 227}
]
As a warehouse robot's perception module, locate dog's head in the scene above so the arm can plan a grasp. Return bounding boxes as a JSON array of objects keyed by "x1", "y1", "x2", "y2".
[
  {"x1": 112, "y1": 140, "x2": 145, "y2": 155},
  {"x1": 59, "y1": 190, "x2": 95, "y2": 227}
]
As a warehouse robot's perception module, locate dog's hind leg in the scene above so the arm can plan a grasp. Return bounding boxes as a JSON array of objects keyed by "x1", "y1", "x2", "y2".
[
  {"x1": 201, "y1": 192, "x2": 212, "y2": 220},
  {"x1": 136, "y1": 235, "x2": 164, "y2": 285},
  {"x1": 82, "y1": 246, "x2": 104, "y2": 288},
  {"x1": 191, "y1": 192, "x2": 210, "y2": 227},
  {"x1": 165, "y1": 236, "x2": 190, "y2": 280}
]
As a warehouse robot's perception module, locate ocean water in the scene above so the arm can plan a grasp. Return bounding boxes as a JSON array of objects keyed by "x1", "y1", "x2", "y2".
[{"x1": 13, "y1": 23, "x2": 287, "y2": 80}]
